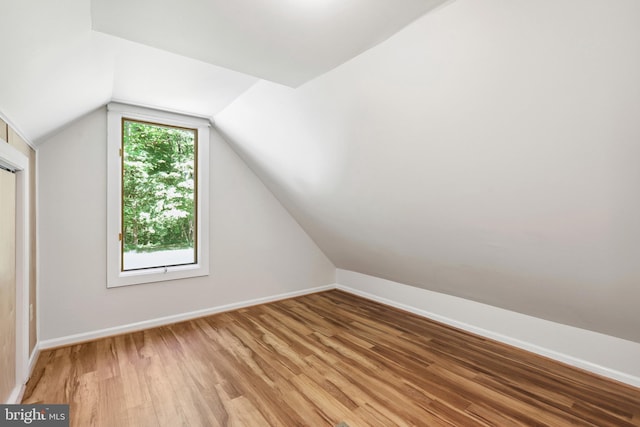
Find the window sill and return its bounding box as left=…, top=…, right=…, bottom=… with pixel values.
left=107, top=262, right=209, bottom=288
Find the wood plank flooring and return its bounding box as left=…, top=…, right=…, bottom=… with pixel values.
left=23, top=290, right=640, bottom=426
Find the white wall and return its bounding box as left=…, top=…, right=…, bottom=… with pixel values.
left=215, top=0, right=640, bottom=342
left=37, top=107, right=335, bottom=341
left=337, top=269, right=640, bottom=388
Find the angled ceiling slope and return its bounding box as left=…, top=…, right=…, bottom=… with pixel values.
left=215, top=0, right=640, bottom=343
left=2, top=0, right=448, bottom=143
left=90, top=0, right=449, bottom=87
left=0, top=0, right=258, bottom=143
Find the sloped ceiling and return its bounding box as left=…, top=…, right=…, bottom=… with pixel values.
left=215, top=0, right=640, bottom=343
left=0, top=0, right=447, bottom=143
left=90, top=0, right=448, bottom=87
left=0, top=0, right=258, bottom=143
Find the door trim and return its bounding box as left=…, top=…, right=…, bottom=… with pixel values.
left=0, top=142, right=30, bottom=398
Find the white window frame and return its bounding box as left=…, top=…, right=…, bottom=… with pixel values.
left=107, top=102, right=210, bottom=288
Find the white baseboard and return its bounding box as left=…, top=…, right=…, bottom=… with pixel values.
left=335, top=269, right=640, bottom=388
left=27, top=346, right=39, bottom=379
left=5, top=385, right=22, bottom=405
left=5, top=346, right=41, bottom=404
left=39, top=284, right=334, bottom=350
left=32, top=273, right=640, bottom=389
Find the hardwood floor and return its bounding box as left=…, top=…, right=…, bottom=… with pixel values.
left=23, top=290, right=640, bottom=426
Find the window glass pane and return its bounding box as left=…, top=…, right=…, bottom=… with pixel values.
left=122, top=119, right=197, bottom=271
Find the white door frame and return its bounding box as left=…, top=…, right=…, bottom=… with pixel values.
left=0, top=141, right=30, bottom=400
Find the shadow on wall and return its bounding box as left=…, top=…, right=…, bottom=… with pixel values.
left=341, top=255, right=640, bottom=344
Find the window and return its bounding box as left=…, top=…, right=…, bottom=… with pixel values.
left=121, top=119, right=197, bottom=270
left=107, top=103, right=209, bottom=287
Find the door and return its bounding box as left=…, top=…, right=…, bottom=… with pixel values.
left=0, top=167, right=16, bottom=402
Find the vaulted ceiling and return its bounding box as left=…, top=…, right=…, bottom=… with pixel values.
left=0, top=0, right=446, bottom=142
left=91, top=0, right=447, bottom=87
left=2, top=0, right=640, bottom=344
left=214, top=0, right=640, bottom=343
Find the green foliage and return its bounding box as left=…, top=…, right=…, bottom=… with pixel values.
left=122, top=120, right=196, bottom=253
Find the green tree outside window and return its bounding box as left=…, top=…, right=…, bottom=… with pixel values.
left=122, top=119, right=197, bottom=270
